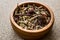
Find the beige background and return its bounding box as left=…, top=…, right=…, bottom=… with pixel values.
left=0, top=0, right=60, bottom=40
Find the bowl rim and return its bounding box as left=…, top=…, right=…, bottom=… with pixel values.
left=10, top=2, right=54, bottom=33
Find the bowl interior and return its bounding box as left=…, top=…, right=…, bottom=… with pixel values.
left=11, top=2, right=54, bottom=33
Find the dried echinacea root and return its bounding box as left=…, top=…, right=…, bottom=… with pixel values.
left=13, top=3, right=51, bottom=30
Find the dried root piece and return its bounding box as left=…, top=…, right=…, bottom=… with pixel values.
left=29, top=15, right=41, bottom=21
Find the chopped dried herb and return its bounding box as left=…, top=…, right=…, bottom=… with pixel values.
left=13, top=3, right=51, bottom=30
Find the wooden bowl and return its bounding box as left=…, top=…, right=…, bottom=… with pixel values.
left=10, top=2, right=54, bottom=39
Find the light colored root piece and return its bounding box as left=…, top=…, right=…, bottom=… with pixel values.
left=29, top=15, right=41, bottom=21
left=18, top=20, right=28, bottom=25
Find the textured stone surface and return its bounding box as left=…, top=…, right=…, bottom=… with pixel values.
left=0, top=0, right=60, bottom=40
